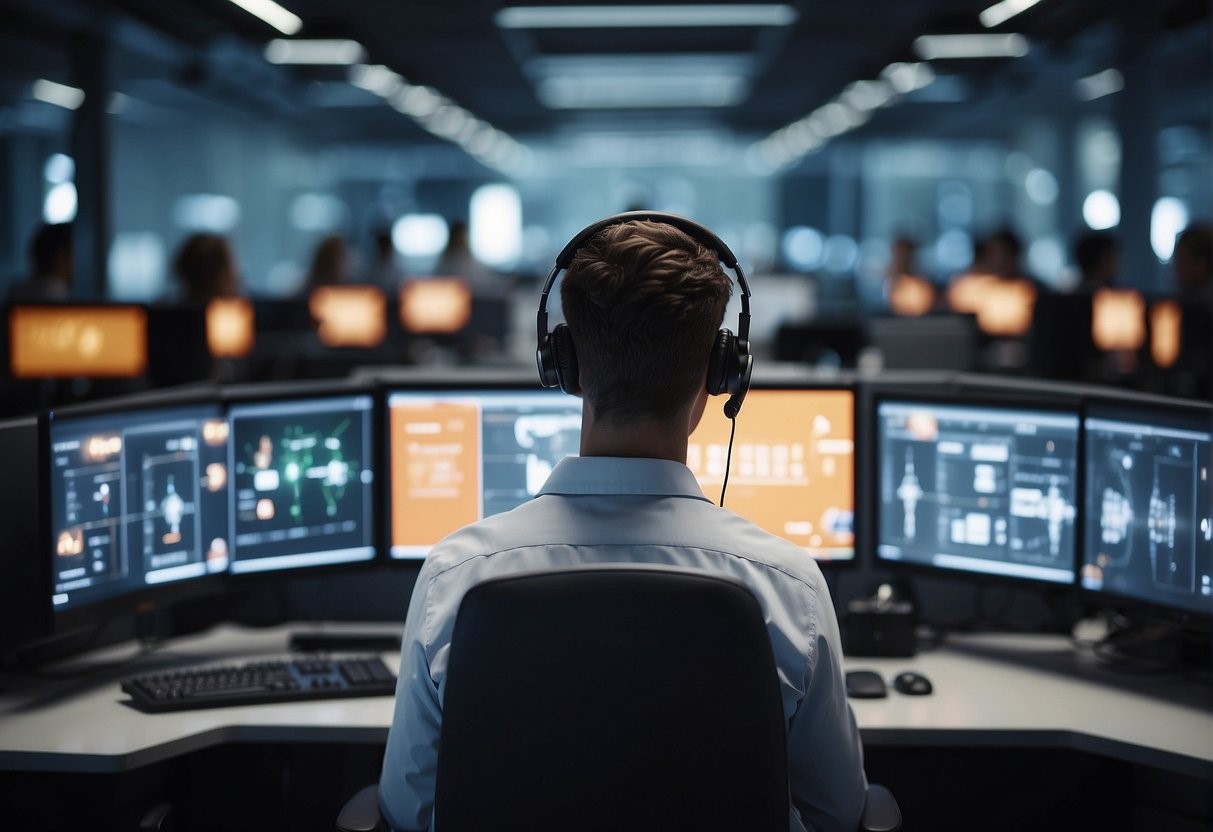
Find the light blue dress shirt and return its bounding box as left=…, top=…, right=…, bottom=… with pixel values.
left=379, top=455, right=867, bottom=832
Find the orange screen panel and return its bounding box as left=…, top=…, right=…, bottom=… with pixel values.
left=206, top=297, right=255, bottom=358
left=9, top=305, right=147, bottom=378
left=688, top=389, right=855, bottom=559
left=399, top=278, right=472, bottom=334
left=389, top=399, right=482, bottom=556
left=309, top=286, right=387, bottom=348
left=1150, top=300, right=1182, bottom=368
left=1091, top=288, right=1145, bottom=352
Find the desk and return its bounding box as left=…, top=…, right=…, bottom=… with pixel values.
left=2, top=625, right=1213, bottom=829
left=1, top=623, right=1210, bottom=781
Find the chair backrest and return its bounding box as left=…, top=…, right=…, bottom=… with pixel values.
left=434, top=564, right=789, bottom=832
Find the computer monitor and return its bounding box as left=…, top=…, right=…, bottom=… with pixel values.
left=688, top=388, right=856, bottom=561
left=308, top=286, right=387, bottom=348
left=387, top=388, right=582, bottom=559
left=48, top=403, right=230, bottom=624
left=399, top=278, right=473, bottom=334
left=9, top=304, right=148, bottom=378
left=1082, top=401, right=1213, bottom=622
left=1091, top=289, right=1146, bottom=352
left=0, top=415, right=49, bottom=652
left=227, top=394, right=376, bottom=573
left=875, top=398, right=1080, bottom=585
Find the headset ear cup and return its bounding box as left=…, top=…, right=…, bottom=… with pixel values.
left=706, top=329, right=735, bottom=395
left=551, top=324, right=581, bottom=395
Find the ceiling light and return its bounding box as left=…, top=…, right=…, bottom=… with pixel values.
left=265, top=39, right=365, bottom=64
left=538, top=75, right=747, bottom=109
left=1074, top=68, right=1124, bottom=101
left=881, top=62, right=936, bottom=93
left=225, top=0, right=302, bottom=36
left=840, top=80, right=895, bottom=112
left=32, top=79, right=85, bottom=110
left=496, top=4, right=797, bottom=29
left=979, top=0, right=1042, bottom=28
left=349, top=64, right=404, bottom=97
left=913, top=34, right=1029, bottom=59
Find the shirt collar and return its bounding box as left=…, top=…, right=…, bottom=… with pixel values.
left=538, top=456, right=713, bottom=502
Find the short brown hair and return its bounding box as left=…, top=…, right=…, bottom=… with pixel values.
left=560, top=220, right=732, bottom=425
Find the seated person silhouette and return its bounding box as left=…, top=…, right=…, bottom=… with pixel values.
left=379, top=214, right=867, bottom=832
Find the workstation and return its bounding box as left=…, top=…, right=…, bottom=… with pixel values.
left=0, top=0, right=1211, bottom=830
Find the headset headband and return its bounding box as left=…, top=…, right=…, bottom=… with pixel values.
left=536, top=211, right=751, bottom=349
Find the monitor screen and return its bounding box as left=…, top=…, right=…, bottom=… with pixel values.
left=10, top=304, right=148, bottom=378
left=1082, top=402, right=1213, bottom=618
left=876, top=399, right=1079, bottom=584
left=688, top=388, right=855, bottom=561
left=49, top=404, right=230, bottom=612
left=399, top=278, right=473, bottom=334
left=227, top=395, right=376, bottom=573
left=387, top=389, right=582, bottom=559
left=308, top=286, right=387, bottom=348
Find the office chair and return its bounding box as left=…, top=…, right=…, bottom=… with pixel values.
left=339, top=565, right=900, bottom=832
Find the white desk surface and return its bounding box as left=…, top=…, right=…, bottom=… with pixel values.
left=1, top=622, right=1210, bottom=779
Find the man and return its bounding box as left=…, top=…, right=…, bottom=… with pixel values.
left=379, top=218, right=867, bottom=832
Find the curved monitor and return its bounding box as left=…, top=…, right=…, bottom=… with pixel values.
left=875, top=398, right=1079, bottom=585
left=48, top=402, right=230, bottom=628
left=227, top=393, right=377, bottom=574
left=1081, top=400, right=1213, bottom=622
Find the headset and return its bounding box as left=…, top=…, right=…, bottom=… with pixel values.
left=535, top=211, right=753, bottom=419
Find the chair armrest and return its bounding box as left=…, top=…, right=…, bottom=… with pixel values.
left=860, top=783, right=902, bottom=832
left=336, top=784, right=387, bottom=832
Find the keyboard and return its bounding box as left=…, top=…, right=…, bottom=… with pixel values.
left=120, top=655, right=397, bottom=713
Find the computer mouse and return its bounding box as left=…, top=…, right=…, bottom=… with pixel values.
left=892, top=671, right=933, bottom=696
left=845, top=669, right=887, bottom=699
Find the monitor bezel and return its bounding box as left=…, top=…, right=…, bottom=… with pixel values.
left=221, top=380, right=383, bottom=581
left=869, top=386, right=1084, bottom=590
left=1079, top=394, right=1213, bottom=627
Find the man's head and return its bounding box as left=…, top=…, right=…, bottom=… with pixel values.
left=560, top=220, right=732, bottom=427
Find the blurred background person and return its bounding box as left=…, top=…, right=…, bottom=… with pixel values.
left=304, top=234, right=356, bottom=291
left=171, top=233, right=241, bottom=303
left=5, top=222, right=73, bottom=303
left=435, top=220, right=503, bottom=298
left=1172, top=222, right=1212, bottom=300
left=366, top=227, right=404, bottom=291
left=1072, top=231, right=1120, bottom=293
left=884, top=236, right=936, bottom=316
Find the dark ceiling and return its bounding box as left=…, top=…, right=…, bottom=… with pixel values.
left=0, top=0, right=1208, bottom=150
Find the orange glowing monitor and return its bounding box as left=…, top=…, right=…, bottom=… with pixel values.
left=387, top=388, right=583, bottom=558
left=399, top=278, right=473, bottom=334
left=308, top=286, right=387, bottom=348
left=888, top=274, right=936, bottom=317
left=1091, top=288, right=1145, bottom=352
left=1150, top=300, right=1181, bottom=368
left=9, top=305, right=147, bottom=379
left=688, top=388, right=856, bottom=560
left=205, top=297, right=255, bottom=358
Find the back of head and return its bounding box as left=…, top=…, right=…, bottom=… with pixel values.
left=29, top=222, right=73, bottom=281
left=1174, top=223, right=1213, bottom=292
left=1073, top=231, right=1119, bottom=286
left=173, top=233, right=237, bottom=303
left=560, top=220, right=731, bottom=425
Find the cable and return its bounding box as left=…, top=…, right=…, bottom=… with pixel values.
left=719, top=413, right=737, bottom=507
